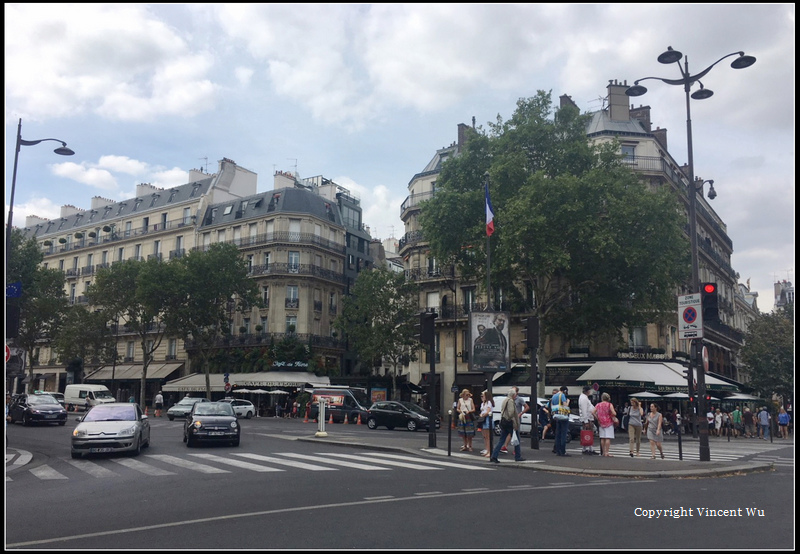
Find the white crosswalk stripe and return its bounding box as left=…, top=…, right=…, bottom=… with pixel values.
left=232, top=453, right=337, bottom=471
left=319, top=452, right=442, bottom=470
left=275, top=452, right=390, bottom=470
left=190, top=453, right=284, bottom=472
left=65, top=459, right=119, bottom=478
left=147, top=454, right=231, bottom=473
left=110, top=457, right=175, bottom=475
left=29, top=465, right=68, bottom=480
left=365, top=452, right=495, bottom=470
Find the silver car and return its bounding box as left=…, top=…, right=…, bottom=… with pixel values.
left=167, top=397, right=210, bottom=420
left=71, top=403, right=150, bottom=459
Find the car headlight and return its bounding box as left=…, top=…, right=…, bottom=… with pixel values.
left=118, top=425, right=137, bottom=437
left=73, top=428, right=87, bottom=437
left=230, top=421, right=238, bottom=429
left=192, top=420, right=203, bottom=429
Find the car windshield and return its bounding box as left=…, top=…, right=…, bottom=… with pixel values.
left=84, top=406, right=137, bottom=422
left=178, top=398, right=200, bottom=405
left=398, top=401, right=426, bottom=415
left=194, top=404, right=233, bottom=416
left=94, top=390, right=114, bottom=400
left=29, top=395, right=60, bottom=406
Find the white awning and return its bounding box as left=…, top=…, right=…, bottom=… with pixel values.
left=162, top=372, right=330, bottom=393
left=85, top=362, right=184, bottom=381
left=577, top=361, right=737, bottom=392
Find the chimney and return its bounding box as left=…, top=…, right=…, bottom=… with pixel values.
left=607, top=79, right=630, bottom=122
left=652, top=127, right=668, bottom=151
left=559, top=94, right=579, bottom=110
left=629, top=105, right=652, bottom=132
left=457, top=123, right=470, bottom=151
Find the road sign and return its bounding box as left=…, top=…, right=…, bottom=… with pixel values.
left=224, top=382, right=232, bottom=393
left=678, top=293, right=703, bottom=340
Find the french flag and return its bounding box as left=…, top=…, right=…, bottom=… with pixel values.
left=485, top=183, right=495, bottom=236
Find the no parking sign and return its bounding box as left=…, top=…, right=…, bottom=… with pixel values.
left=678, top=293, right=703, bottom=340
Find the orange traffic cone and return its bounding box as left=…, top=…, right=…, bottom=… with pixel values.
left=329, top=412, right=335, bottom=425
left=343, top=413, right=348, bottom=424
left=303, top=407, right=310, bottom=423
left=145, top=407, right=149, bottom=416
left=357, top=414, right=363, bottom=425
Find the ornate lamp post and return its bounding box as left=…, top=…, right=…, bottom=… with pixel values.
left=626, top=47, right=755, bottom=461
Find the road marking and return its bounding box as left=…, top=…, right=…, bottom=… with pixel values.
left=275, top=452, right=390, bottom=470
left=319, top=452, right=442, bottom=470
left=111, top=458, right=175, bottom=476
left=65, top=459, right=119, bottom=478
left=189, top=453, right=284, bottom=472
left=364, top=452, right=494, bottom=470
left=146, top=454, right=231, bottom=473
left=29, top=465, right=68, bottom=480
left=233, top=453, right=337, bottom=471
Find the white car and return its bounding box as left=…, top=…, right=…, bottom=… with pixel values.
left=491, top=396, right=582, bottom=439
left=219, top=398, right=256, bottom=419
left=167, top=397, right=210, bottom=420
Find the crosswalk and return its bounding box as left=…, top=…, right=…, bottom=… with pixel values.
left=572, top=441, right=793, bottom=463
left=6, top=450, right=493, bottom=482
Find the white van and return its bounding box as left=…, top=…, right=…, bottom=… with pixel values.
left=64, top=384, right=115, bottom=411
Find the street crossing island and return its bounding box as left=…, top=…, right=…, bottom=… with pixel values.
left=634, top=507, right=765, bottom=519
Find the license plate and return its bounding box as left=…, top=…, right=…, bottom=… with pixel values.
left=44, top=415, right=57, bottom=419
left=90, top=447, right=113, bottom=453
left=209, top=431, right=225, bottom=436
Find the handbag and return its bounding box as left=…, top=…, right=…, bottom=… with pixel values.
left=510, top=430, right=520, bottom=446
left=580, top=429, right=594, bottom=446
left=474, top=413, right=486, bottom=425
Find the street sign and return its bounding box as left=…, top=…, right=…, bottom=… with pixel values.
left=224, top=382, right=232, bottom=393
left=678, top=293, right=703, bottom=340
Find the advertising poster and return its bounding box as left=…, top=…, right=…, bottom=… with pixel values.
left=469, top=311, right=510, bottom=372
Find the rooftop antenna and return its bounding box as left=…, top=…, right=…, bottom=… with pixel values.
left=588, top=95, right=608, bottom=110
left=287, top=158, right=298, bottom=177
left=388, top=224, right=396, bottom=238
left=199, top=157, right=208, bottom=173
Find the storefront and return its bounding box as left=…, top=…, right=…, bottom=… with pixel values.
left=84, top=362, right=184, bottom=404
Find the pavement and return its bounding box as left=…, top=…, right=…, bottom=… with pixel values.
left=299, top=426, right=783, bottom=478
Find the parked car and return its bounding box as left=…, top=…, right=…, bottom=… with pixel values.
left=366, top=401, right=439, bottom=432
left=219, top=398, right=256, bottom=419
left=33, top=390, right=65, bottom=407
left=8, top=393, right=68, bottom=426
left=491, top=396, right=582, bottom=440
left=71, top=402, right=150, bottom=459
left=167, top=397, right=210, bottom=420
left=308, top=387, right=371, bottom=424
left=184, top=401, right=240, bottom=447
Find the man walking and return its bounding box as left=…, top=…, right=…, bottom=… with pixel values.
left=550, top=386, right=571, bottom=457
left=757, top=406, right=771, bottom=440
left=579, top=386, right=598, bottom=455
left=490, top=388, right=525, bottom=463
left=154, top=391, right=164, bottom=418
left=500, top=385, right=528, bottom=454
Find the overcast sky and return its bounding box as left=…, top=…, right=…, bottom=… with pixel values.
left=5, top=4, right=794, bottom=311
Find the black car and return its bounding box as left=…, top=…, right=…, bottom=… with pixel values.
left=8, top=393, right=68, bottom=426
left=366, top=401, right=439, bottom=432
left=183, top=401, right=240, bottom=447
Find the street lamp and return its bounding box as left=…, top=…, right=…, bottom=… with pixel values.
left=626, top=47, right=755, bottom=462
left=7, top=118, right=74, bottom=268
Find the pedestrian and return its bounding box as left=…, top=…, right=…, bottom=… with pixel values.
left=743, top=407, right=756, bottom=438
left=777, top=407, right=790, bottom=439
left=707, top=408, right=715, bottom=435
left=671, top=409, right=681, bottom=436
left=128, top=394, right=135, bottom=403
left=578, top=385, right=598, bottom=455
left=622, top=401, right=631, bottom=432
left=645, top=403, right=665, bottom=459
left=550, top=386, right=571, bottom=457
left=594, top=392, right=617, bottom=457
left=541, top=388, right=558, bottom=442
left=627, top=398, right=644, bottom=457
left=457, top=389, right=476, bottom=452
left=538, top=402, right=550, bottom=442
left=731, top=405, right=743, bottom=438
left=478, top=390, right=494, bottom=457
left=757, top=407, right=770, bottom=440
left=154, top=391, right=164, bottom=417
left=489, top=388, right=524, bottom=463
left=714, top=408, right=723, bottom=437
left=501, top=386, right=528, bottom=454
left=292, top=399, right=299, bottom=418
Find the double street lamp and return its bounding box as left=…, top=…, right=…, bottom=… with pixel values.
left=7, top=118, right=75, bottom=269
left=626, top=47, right=755, bottom=462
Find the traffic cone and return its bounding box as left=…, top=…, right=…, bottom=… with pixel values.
left=145, top=407, right=149, bottom=416
left=343, top=413, right=348, bottom=424
left=303, top=407, right=310, bottom=423
left=329, top=412, right=334, bottom=425
left=357, top=414, right=363, bottom=425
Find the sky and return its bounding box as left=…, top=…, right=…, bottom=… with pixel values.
left=5, top=4, right=795, bottom=312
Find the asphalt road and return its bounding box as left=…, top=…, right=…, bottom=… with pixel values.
left=5, top=416, right=795, bottom=549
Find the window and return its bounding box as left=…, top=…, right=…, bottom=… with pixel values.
left=289, top=219, right=301, bottom=241
left=142, top=216, right=149, bottom=231
left=288, top=251, right=300, bottom=272
left=286, top=316, right=297, bottom=333
left=266, top=220, right=274, bottom=238
left=117, top=247, right=124, bottom=262
left=69, top=283, right=76, bottom=303
left=153, top=240, right=160, bottom=256
left=622, top=144, right=636, bottom=163
left=168, top=339, right=177, bottom=359
left=264, top=252, right=271, bottom=268
left=175, top=236, right=183, bottom=252
left=286, top=285, right=299, bottom=301
left=426, top=292, right=440, bottom=312
left=427, top=257, right=439, bottom=276
left=183, top=207, right=192, bottom=225
left=249, top=223, right=258, bottom=244
left=134, top=244, right=141, bottom=260
left=217, top=229, right=226, bottom=243
left=315, top=254, right=322, bottom=267
left=223, top=205, right=233, bottom=216
left=628, top=326, right=648, bottom=352
left=101, top=251, right=108, bottom=264
left=259, top=316, right=268, bottom=333
left=246, top=254, right=254, bottom=272
left=262, top=286, right=270, bottom=305
left=243, top=318, right=250, bottom=334
left=463, top=288, right=475, bottom=312
left=233, top=226, right=241, bottom=244
left=124, top=221, right=132, bottom=237
left=126, top=341, right=135, bottom=360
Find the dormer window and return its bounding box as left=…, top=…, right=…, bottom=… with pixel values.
left=223, top=205, right=233, bottom=216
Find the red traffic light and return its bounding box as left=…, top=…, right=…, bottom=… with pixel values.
left=703, top=283, right=717, bottom=294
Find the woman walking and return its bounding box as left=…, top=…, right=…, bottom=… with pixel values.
left=778, top=407, right=790, bottom=439
left=594, top=392, right=617, bottom=457
left=478, top=391, right=494, bottom=456
left=627, top=398, right=644, bottom=457
left=646, top=403, right=665, bottom=459
left=457, top=389, right=476, bottom=452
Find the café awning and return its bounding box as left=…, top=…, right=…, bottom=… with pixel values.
left=577, top=361, right=737, bottom=393
left=85, top=362, right=184, bottom=382
left=162, top=371, right=330, bottom=393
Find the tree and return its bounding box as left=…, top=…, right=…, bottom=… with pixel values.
left=87, top=258, right=185, bottom=409
left=334, top=266, right=419, bottom=398
left=174, top=243, right=261, bottom=398
left=420, top=92, right=690, bottom=395
left=6, top=233, right=68, bottom=392
left=739, top=304, right=794, bottom=403
left=53, top=305, right=118, bottom=376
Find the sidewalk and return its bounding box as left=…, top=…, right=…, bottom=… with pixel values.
left=300, top=430, right=780, bottom=478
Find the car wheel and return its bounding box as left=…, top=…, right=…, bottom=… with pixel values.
left=22, top=414, right=32, bottom=427
left=406, top=420, right=418, bottom=432
left=231, top=438, right=240, bottom=447
left=367, top=418, right=378, bottom=430
left=245, top=411, right=253, bottom=419
left=58, top=421, right=66, bottom=426
left=565, top=432, right=572, bottom=443
left=168, top=415, right=174, bottom=421
left=186, top=434, right=195, bottom=448
left=131, top=437, right=142, bottom=457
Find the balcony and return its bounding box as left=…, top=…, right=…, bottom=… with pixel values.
left=285, top=298, right=299, bottom=309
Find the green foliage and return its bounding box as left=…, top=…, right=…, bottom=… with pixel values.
left=740, top=304, right=794, bottom=401
left=53, top=305, right=118, bottom=368
left=420, top=91, right=689, bottom=362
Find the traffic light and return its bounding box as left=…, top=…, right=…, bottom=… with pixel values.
left=521, top=317, right=539, bottom=354
left=414, top=312, right=437, bottom=345
left=700, top=282, right=719, bottom=322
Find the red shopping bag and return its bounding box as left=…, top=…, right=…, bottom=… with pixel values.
left=580, top=429, right=594, bottom=447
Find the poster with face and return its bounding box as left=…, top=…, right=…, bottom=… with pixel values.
left=469, top=311, right=510, bottom=372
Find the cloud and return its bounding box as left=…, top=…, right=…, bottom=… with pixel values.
left=50, top=162, right=118, bottom=191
